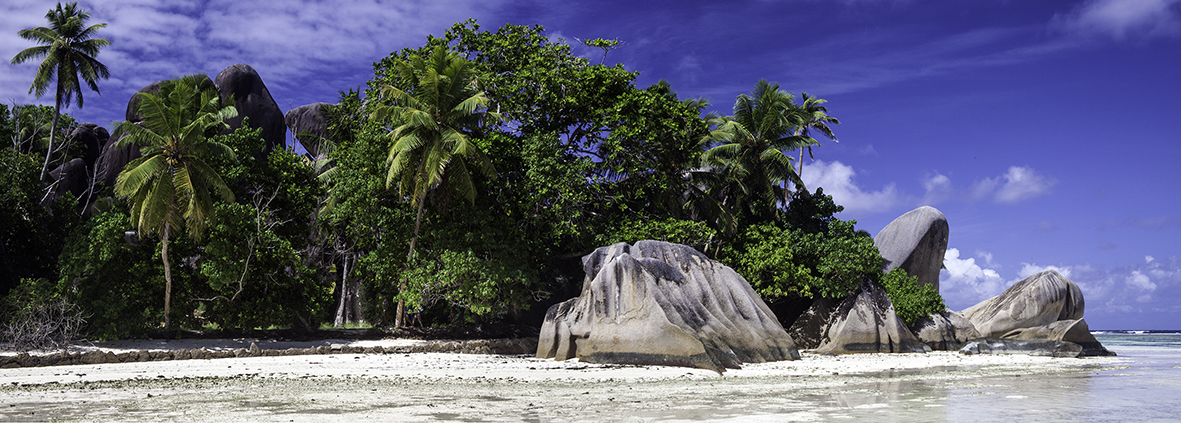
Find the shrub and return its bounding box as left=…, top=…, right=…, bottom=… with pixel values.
left=0, top=281, right=85, bottom=351
left=878, top=267, right=946, bottom=326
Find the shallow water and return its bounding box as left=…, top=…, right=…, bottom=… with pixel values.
left=0, top=333, right=1176, bottom=422
left=800, top=332, right=1181, bottom=422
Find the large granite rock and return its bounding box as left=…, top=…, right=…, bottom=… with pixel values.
left=1000, top=318, right=1115, bottom=357
left=909, top=310, right=981, bottom=351
left=215, top=64, right=285, bottom=152
left=285, top=102, right=333, bottom=157
left=96, top=132, right=140, bottom=189
left=961, top=270, right=1084, bottom=338
left=787, top=297, right=838, bottom=350
left=815, top=282, right=929, bottom=354
left=959, top=337, right=1084, bottom=357
left=536, top=241, right=800, bottom=373
left=874, top=206, right=949, bottom=291
left=43, top=158, right=88, bottom=208
left=69, top=123, right=109, bottom=170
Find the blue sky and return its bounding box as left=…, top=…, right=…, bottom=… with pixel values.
left=4, top=0, right=1179, bottom=329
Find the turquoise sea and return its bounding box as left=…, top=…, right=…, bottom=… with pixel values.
left=825, top=331, right=1181, bottom=422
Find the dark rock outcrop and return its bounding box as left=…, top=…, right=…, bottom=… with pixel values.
left=215, top=64, right=286, bottom=152
left=285, top=102, right=333, bottom=157
left=961, top=270, right=1084, bottom=338
left=787, top=297, right=838, bottom=350
left=1000, top=318, right=1115, bottom=357
left=815, top=282, right=928, bottom=354
left=536, top=241, right=800, bottom=373
left=874, top=206, right=949, bottom=291
left=909, top=310, right=981, bottom=351
left=958, top=337, right=1084, bottom=357
left=69, top=123, right=109, bottom=170
left=43, top=158, right=88, bottom=207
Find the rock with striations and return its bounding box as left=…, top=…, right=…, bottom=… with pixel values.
left=959, top=337, right=1084, bottom=357
left=285, top=102, right=333, bottom=157
left=215, top=64, right=286, bottom=152
left=815, top=282, right=929, bottom=354
left=1000, top=318, right=1115, bottom=357
left=909, top=309, right=981, bottom=351
left=786, top=297, right=839, bottom=350
left=536, top=241, right=800, bottom=373
left=961, top=270, right=1084, bottom=338
left=874, top=206, right=949, bottom=291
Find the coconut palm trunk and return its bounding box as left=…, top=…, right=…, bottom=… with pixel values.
left=161, top=223, right=172, bottom=328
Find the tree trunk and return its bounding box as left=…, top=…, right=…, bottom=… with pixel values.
left=161, top=224, right=173, bottom=329
left=396, top=196, right=427, bottom=328
left=333, top=254, right=361, bottom=327
left=39, top=105, right=60, bottom=181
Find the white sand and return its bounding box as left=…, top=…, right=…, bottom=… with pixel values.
left=0, top=341, right=1125, bottom=422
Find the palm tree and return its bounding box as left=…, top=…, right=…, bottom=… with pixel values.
left=701, top=80, right=811, bottom=222
left=371, top=46, right=499, bottom=327
left=10, top=2, right=110, bottom=181
left=793, top=93, right=839, bottom=179
left=113, top=75, right=238, bottom=328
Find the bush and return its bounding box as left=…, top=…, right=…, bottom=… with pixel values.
left=723, top=220, right=881, bottom=300
left=1, top=281, right=85, bottom=351
left=878, top=267, right=946, bottom=326
left=594, top=217, right=716, bottom=251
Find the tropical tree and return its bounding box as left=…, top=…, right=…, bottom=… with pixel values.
left=113, top=75, right=237, bottom=328
left=371, top=45, right=499, bottom=327
left=793, top=93, right=839, bottom=179
left=701, top=80, right=811, bottom=223
left=10, top=2, right=110, bottom=181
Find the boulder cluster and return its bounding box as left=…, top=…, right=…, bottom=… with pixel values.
left=538, top=206, right=1112, bottom=371
left=42, top=64, right=334, bottom=213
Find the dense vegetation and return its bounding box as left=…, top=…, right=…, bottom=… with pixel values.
left=2, top=13, right=944, bottom=342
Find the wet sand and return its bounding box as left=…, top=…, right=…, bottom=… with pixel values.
left=0, top=339, right=1123, bottom=422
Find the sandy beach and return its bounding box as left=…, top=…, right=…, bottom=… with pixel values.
left=0, top=338, right=1125, bottom=422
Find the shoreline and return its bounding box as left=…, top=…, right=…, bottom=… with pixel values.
left=0, top=348, right=1126, bottom=421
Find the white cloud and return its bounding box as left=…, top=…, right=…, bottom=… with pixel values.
left=1126, top=270, right=1157, bottom=291
left=1147, top=255, right=1156, bottom=263
left=972, top=166, right=1056, bottom=204
left=939, top=248, right=1009, bottom=309
left=1017, top=263, right=1072, bottom=279
left=799, top=160, right=900, bottom=214
left=2, top=0, right=503, bottom=121
left=921, top=173, right=952, bottom=204
left=1053, top=0, right=1181, bottom=41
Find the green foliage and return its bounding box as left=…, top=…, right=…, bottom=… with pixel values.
left=724, top=220, right=880, bottom=300
left=56, top=209, right=176, bottom=338
left=0, top=147, right=80, bottom=297
left=200, top=202, right=327, bottom=330
left=595, top=217, right=716, bottom=251
left=0, top=279, right=85, bottom=351
left=4, top=104, right=77, bottom=155
left=879, top=268, right=947, bottom=326
left=401, top=249, right=535, bottom=320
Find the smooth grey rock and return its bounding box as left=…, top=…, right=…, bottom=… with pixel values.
left=1001, top=318, right=1115, bottom=357
left=68, top=123, right=109, bottom=170
left=958, top=337, right=1083, bottom=357
left=962, top=270, right=1084, bottom=338
left=786, top=297, right=838, bottom=350
left=815, top=282, right=928, bottom=354
left=43, top=158, right=88, bottom=208
left=874, top=206, right=949, bottom=291
left=910, top=309, right=981, bottom=351
left=215, top=64, right=286, bottom=152
left=537, top=241, right=800, bottom=373
left=285, top=102, right=333, bottom=157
